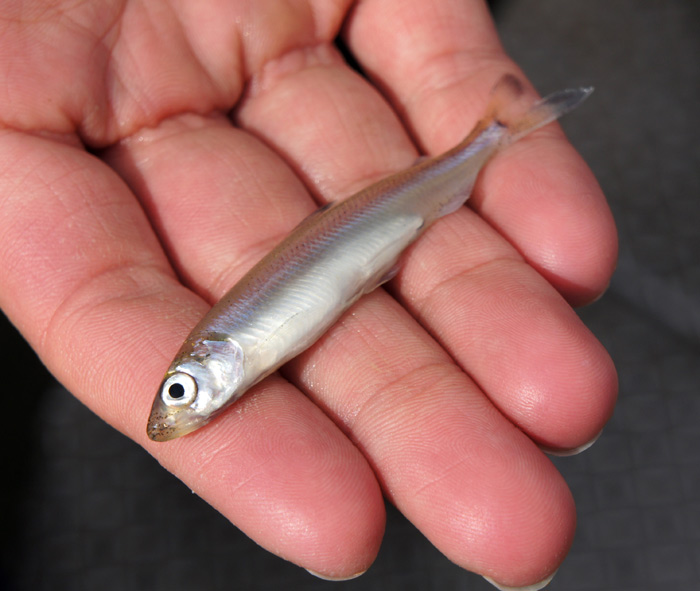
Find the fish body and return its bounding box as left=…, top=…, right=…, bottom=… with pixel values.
left=148, top=75, right=592, bottom=441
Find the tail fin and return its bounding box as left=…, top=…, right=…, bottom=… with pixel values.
left=424, top=76, right=592, bottom=222
left=487, top=74, right=593, bottom=143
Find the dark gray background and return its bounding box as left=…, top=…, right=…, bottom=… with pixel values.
left=3, top=1, right=698, bottom=589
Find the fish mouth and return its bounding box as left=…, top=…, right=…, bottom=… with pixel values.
left=146, top=413, right=180, bottom=442
left=146, top=399, right=210, bottom=442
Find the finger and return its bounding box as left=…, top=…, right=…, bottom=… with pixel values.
left=0, top=130, right=383, bottom=578
left=111, top=45, right=577, bottom=585
left=344, top=0, right=618, bottom=305
left=101, top=112, right=320, bottom=301
left=393, top=209, right=618, bottom=450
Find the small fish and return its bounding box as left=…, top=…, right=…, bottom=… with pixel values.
left=147, top=75, right=592, bottom=442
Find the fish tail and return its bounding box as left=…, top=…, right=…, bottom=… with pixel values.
left=486, top=74, right=593, bottom=143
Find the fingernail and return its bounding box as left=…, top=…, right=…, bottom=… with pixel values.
left=483, top=569, right=557, bottom=591
left=587, top=280, right=612, bottom=305
left=541, top=428, right=603, bottom=457
left=305, top=568, right=366, bottom=581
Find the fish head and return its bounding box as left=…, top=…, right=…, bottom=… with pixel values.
left=147, top=336, right=245, bottom=442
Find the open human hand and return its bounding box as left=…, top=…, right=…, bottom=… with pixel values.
left=0, top=1, right=617, bottom=588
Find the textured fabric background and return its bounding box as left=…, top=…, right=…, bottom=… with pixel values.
left=3, top=1, right=698, bottom=590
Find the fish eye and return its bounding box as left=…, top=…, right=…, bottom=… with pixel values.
left=161, top=372, right=197, bottom=407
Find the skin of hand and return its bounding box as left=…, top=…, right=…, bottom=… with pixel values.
left=0, top=0, right=617, bottom=587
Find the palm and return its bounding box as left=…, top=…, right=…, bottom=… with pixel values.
left=0, top=1, right=617, bottom=587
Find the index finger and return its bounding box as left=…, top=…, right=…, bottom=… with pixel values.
left=344, top=0, right=618, bottom=304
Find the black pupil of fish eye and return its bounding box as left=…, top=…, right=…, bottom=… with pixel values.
left=168, top=383, right=186, bottom=399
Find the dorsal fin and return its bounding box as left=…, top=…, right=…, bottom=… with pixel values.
left=289, top=201, right=335, bottom=233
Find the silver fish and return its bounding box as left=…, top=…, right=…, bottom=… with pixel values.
left=147, top=75, right=592, bottom=441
